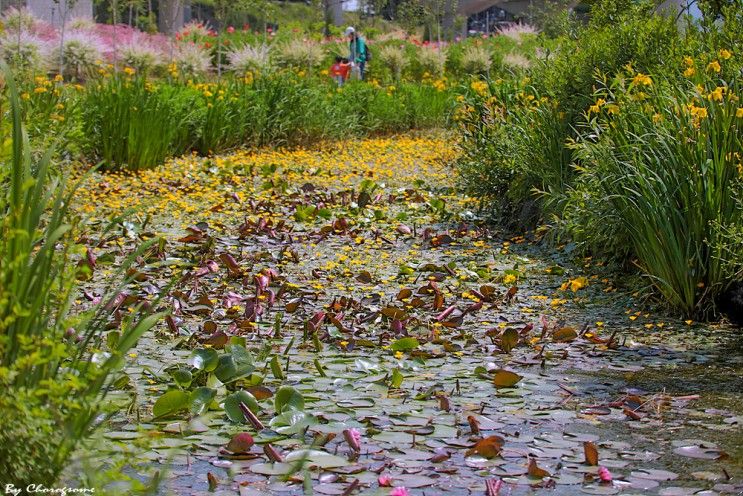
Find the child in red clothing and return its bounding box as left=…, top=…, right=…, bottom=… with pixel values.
left=330, top=56, right=351, bottom=86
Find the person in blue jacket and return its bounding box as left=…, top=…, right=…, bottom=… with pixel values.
left=345, top=26, right=368, bottom=80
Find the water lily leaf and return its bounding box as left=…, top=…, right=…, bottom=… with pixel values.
left=189, top=387, right=216, bottom=415
left=214, top=354, right=238, bottom=382
left=270, top=355, right=284, bottom=380
left=390, top=337, right=419, bottom=352
left=500, top=328, right=519, bottom=353
left=394, top=474, right=436, bottom=488
left=270, top=411, right=318, bottom=434
left=153, top=390, right=190, bottom=418
left=224, top=390, right=260, bottom=423
left=673, top=445, right=728, bottom=460
left=170, top=367, right=193, bottom=388
left=630, top=469, right=679, bottom=481
left=493, top=370, right=522, bottom=388
left=250, top=462, right=293, bottom=476
left=274, top=385, right=305, bottom=413
left=553, top=327, right=578, bottom=342
left=104, top=431, right=141, bottom=440
left=285, top=449, right=347, bottom=468
left=390, top=368, right=404, bottom=388
left=190, top=348, right=219, bottom=371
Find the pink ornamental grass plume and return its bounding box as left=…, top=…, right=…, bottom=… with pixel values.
left=390, top=488, right=409, bottom=496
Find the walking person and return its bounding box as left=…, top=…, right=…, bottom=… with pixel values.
left=329, top=56, right=351, bottom=86
left=345, top=26, right=369, bottom=80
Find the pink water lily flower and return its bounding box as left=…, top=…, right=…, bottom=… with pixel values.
left=343, top=428, right=362, bottom=451
left=378, top=474, right=392, bottom=486
left=598, top=466, right=613, bottom=483
left=390, top=487, right=409, bottom=496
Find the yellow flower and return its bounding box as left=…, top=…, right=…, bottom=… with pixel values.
left=632, top=73, right=653, bottom=86
left=683, top=56, right=694, bottom=66
left=470, top=80, right=488, bottom=96
left=503, top=273, right=517, bottom=285
left=123, top=66, right=136, bottom=75
left=632, top=72, right=653, bottom=86
left=54, top=74, right=64, bottom=82
left=689, top=105, right=708, bottom=119
left=456, top=95, right=465, bottom=103
left=652, top=113, right=662, bottom=123
left=719, top=48, right=732, bottom=60
left=707, top=60, right=721, bottom=73
left=683, top=67, right=695, bottom=77
left=560, top=276, right=588, bottom=292
left=708, top=86, right=724, bottom=102
left=394, top=351, right=404, bottom=360
left=20, top=92, right=30, bottom=100
left=736, top=108, right=743, bottom=118
left=33, top=87, right=47, bottom=94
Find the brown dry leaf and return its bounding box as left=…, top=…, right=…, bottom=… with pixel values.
left=527, top=458, right=551, bottom=479
left=465, top=435, right=505, bottom=459
left=584, top=441, right=599, bottom=466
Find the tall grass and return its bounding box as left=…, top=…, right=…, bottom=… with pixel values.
left=82, top=74, right=196, bottom=170
left=572, top=75, right=743, bottom=315
left=0, top=65, right=161, bottom=485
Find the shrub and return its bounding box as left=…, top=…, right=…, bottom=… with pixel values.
left=275, top=39, right=325, bottom=71
left=413, top=46, right=447, bottom=78
left=460, top=45, right=492, bottom=76
left=1, top=7, right=37, bottom=32
left=54, top=30, right=106, bottom=80
left=0, top=66, right=160, bottom=486
left=118, top=40, right=164, bottom=75
left=497, top=23, right=539, bottom=43
left=172, top=42, right=211, bottom=78
left=502, top=52, right=531, bottom=71
left=378, top=44, right=408, bottom=81
left=0, top=31, right=51, bottom=73
left=68, top=16, right=96, bottom=31
left=228, top=43, right=272, bottom=74
left=177, top=21, right=211, bottom=43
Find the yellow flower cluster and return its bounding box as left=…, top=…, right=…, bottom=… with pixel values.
left=470, top=80, right=488, bottom=97
left=632, top=73, right=653, bottom=86
left=687, top=104, right=708, bottom=119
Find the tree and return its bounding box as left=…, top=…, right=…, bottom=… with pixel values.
left=52, top=0, right=80, bottom=77
left=158, top=0, right=184, bottom=34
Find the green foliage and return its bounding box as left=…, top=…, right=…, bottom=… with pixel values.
left=568, top=72, right=743, bottom=315
left=0, top=65, right=161, bottom=485
left=75, top=71, right=453, bottom=169
left=454, top=0, right=743, bottom=315
left=82, top=74, right=197, bottom=170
